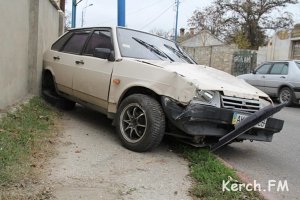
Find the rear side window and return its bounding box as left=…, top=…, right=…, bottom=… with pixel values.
left=83, top=30, right=113, bottom=56
left=62, top=31, right=91, bottom=54
left=51, top=32, right=73, bottom=51
left=256, top=64, right=272, bottom=74
left=270, top=63, right=289, bottom=75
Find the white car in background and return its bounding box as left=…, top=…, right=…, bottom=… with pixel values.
left=238, top=60, right=300, bottom=106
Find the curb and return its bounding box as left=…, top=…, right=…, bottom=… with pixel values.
left=216, top=155, right=273, bottom=200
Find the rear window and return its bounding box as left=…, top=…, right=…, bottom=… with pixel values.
left=51, top=32, right=73, bottom=51
left=270, top=63, right=288, bottom=75
left=62, top=31, right=91, bottom=54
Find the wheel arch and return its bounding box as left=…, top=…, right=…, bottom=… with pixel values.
left=42, top=68, right=59, bottom=93
left=117, top=86, right=161, bottom=109
left=278, top=84, right=294, bottom=96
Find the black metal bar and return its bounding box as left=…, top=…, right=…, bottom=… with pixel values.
left=211, top=103, right=286, bottom=152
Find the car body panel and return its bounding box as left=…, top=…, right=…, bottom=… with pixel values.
left=44, top=51, right=75, bottom=95
left=73, top=55, right=114, bottom=109
left=141, top=60, right=269, bottom=100
left=107, top=58, right=197, bottom=112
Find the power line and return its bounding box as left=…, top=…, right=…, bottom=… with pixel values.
left=127, top=0, right=166, bottom=15
left=140, top=3, right=175, bottom=30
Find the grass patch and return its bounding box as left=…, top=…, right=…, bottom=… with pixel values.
left=177, top=145, right=262, bottom=200
left=0, top=97, right=59, bottom=185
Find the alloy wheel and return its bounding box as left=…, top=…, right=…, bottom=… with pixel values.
left=120, top=103, right=147, bottom=143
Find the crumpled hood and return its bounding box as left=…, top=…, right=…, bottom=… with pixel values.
left=138, top=60, right=269, bottom=100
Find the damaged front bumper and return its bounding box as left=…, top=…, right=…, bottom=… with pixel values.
left=161, top=96, right=285, bottom=150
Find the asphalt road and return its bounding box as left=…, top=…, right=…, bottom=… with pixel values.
left=216, top=106, right=300, bottom=200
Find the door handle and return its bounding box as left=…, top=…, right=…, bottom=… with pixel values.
left=262, top=76, right=265, bottom=78
left=75, top=60, right=84, bottom=65
left=280, top=76, right=286, bottom=79
left=53, top=56, right=60, bottom=60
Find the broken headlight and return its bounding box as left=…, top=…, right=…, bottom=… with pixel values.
left=193, top=90, right=221, bottom=107
left=259, top=98, right=272, bottom=108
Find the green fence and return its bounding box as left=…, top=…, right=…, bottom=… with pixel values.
left=232, top=50, right=257, bottom=76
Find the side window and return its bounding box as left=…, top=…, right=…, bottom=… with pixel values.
left=83, top=30, right=113, bottom=56
left=62, top=30, right=91, bottom=54
left=256, top=64, right=272, bottom=74
left=270, top=63, right=289, bottom=75
left=51, top=32, right=73, bottom=51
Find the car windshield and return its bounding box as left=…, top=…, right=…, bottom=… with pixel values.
left=117, top=28, right=196, bottom=64
left=296, top=61, right=300, bottom=70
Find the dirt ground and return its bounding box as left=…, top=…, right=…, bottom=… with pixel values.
left=45, top=106, right=192, bottom=200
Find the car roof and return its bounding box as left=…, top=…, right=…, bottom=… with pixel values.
left=265, top=60, right=300, bottom=63
left=66, top=26, right=175, bottom=43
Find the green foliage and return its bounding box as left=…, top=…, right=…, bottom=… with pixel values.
left=189, top=0, right=298, bottom=49
left=0, top=97, right=58, bottom=184
left=177, top=145, right=261, bottom=200
left=231, top=31, right=251, bottom=49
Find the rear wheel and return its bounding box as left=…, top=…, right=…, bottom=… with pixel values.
left=42, top=71, right=76, bottom=110
left=116, top=94, right=165, bottom=152
left=279, top=87, right=294, bottom=106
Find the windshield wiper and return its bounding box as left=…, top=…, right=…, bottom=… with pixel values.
left=164, top=44, right=194, bottom=64
left=132, top=37, right=174, bottom=62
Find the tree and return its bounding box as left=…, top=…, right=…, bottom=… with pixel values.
left=149, top=28, right=172, bottom=39
left=189, top=0, right=298, bottom=49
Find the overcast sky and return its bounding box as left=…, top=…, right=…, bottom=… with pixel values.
left=66, top=0, right=300, bottom=34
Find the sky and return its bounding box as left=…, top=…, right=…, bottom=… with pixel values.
left=66, top=0, right=300, bottom=35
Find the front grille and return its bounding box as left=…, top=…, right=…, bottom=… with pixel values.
left=221, top=95, right=261, bottom=113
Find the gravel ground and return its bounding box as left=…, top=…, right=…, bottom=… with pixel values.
left=46, top=105, right=192, bottom=200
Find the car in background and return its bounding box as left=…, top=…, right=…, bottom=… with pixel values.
left=238, top=60, right=300, bottom=106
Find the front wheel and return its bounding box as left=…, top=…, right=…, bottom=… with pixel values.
left=279, top=87, right=294, bottom=106
left=116, top=94, right=165, bottom=152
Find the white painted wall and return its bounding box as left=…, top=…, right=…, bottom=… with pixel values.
left=0, top=0, right=63, bottom=109
left=0, top=0, right=30, bottom=109
left=257, top=33, right=291, bottom=65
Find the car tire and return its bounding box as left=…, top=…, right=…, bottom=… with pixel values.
left=279, top=87, right=294, bottom=106
left=116, top=94, right=165, bottom=152
left=42, top=72, right=76, bottom=110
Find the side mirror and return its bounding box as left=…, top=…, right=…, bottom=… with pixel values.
left=94, top=48, right=115, bottom=61
left=251, top=70, right=256, bottom=74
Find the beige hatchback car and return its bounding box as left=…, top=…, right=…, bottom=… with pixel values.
left=42, top=27, right=285, bottom=152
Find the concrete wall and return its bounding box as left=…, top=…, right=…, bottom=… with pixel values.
left=183, top=45, right=238, bottom=74
left=257, top=31, right=291, bottom=65
left=0, top=0, right=63, bottom=109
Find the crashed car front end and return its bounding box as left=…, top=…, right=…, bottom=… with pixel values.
left=161, top=90, right=285, bottom=150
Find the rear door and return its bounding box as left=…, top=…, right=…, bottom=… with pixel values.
left=72, top=29, right=114, bottom=110
left=264, top=62, right=289, bottom=97
left=47, top=29, right=91, bottom=95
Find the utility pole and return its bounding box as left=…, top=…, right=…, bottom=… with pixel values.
left=81, top=4, right=93, bottom=27
left=118, top=0, right=126, bottom=26
left=72, top=0, right=84, bottom=28
left=174, top=0, right=180, bottom=42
